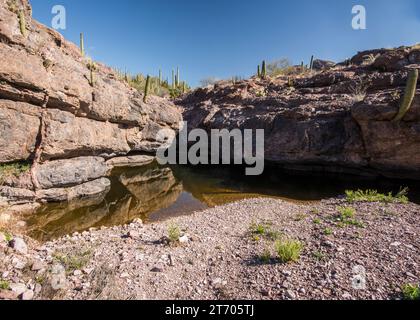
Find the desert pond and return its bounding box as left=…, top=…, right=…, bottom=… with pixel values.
left=25, top=161, right=420, bottom=241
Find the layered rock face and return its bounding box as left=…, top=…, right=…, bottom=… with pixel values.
left=179, top=47, right=420, bottom=179
left=0, top=0, right=182, bottom=204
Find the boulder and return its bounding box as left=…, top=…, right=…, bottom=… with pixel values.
left=9, top=237, right=28, bottom=255
left=36, top=178, right=111, bottom=203
left=106, top=155, right=155, bottom=169
left=0, top=101, right=40, bottom=164
left=35, top=157, right=108, bottom=189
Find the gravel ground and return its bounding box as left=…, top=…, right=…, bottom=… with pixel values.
left=0, top=197, right=419, bottom=300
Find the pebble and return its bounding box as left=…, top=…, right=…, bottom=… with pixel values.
left=73, top=270, right=83, bottom=276
left=10, top=283, right=27, bottom=296
left=286, top=290, right=296, bottom=299
left=179, top=235, right=189, bottom=244
left=21, top=290, right=34, bottom=300
left=9, top=237, right=28, bottom=255
left=12, top=257, right=26, bottom=270
left=31, top=260, right=45, bottom=271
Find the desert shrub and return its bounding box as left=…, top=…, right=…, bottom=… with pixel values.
left=345, top=188, right=409, bottom=204
left=0, top=162, right=30, bottom=185
left=275, top=239, right=303, bottom=263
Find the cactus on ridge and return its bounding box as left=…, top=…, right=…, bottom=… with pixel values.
left=144, top=75, right=151, bottom=103
left=393, top=69, right=418, bottom=122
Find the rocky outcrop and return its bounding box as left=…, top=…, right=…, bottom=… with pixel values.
left=179, top=46, right=420, bottom=179
left=0, top=0, right=182, bottom=204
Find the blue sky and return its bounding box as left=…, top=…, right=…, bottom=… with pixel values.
left=30, top=0, right=420, bottom=87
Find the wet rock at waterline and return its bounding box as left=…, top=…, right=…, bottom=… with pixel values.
left=0, top=0, right=182, bottom=206
left=35, top=157, right=108, bottom=189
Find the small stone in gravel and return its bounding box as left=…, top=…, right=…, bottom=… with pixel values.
left=179, top=235, right=189, bottom=244
left=31, top=260, right=45, bottom=271
left=9, top=237, right=28, bottom=254
left=10, top=283, right=27, bottom=296
left=127, top=230, right=140, bottom=239
left=12, top=257, right=26, bottom=270
left=82, top=267, right=94, bottom=275
left=150, top=265, right=164, bottom=273
left=322, top=240, right=334, bottom=248
left=73, top=270, right=82, bottom=276
left=0, top=290, right=18, bottom=300
left=50, top=264, right=68, bottom=290
left=21, top=290, right=34, bottom=300
left=390, top=242, right=401, bottom=247
left=286, top=290, right=296, bottom=299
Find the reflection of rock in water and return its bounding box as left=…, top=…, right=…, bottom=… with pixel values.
left=27, top=164, right=182, bottom=241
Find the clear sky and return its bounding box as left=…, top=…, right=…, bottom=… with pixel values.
left=30, top=0, right=420, bottom=87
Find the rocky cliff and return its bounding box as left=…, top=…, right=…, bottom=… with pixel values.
left=179, top=48, right=420, bottom=180
left=0, top=0, right=182, bottom=205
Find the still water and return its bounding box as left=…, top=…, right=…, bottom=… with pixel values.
left=26, top=161, right=420, bottom=241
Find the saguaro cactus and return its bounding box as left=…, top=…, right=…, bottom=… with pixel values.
left=176, top=67, right=180, bottom=87
left=257, top=65, right=261, bottom=78
left=88, top=60, right=96, bottom=87
left=18, top=10, right=26, bottom=37
left=310, top=55, right=314, bottom=71
left=159, top=69, right=162, bottom=85
left=80, top=33, right=85, bottom=56
left=144, top=75, right=151, bottom=103
left=393, top=69, right=418, bottom=122
left=261, top=60, right=267, bottom=79
left=172, top=70, right=175, bottom=89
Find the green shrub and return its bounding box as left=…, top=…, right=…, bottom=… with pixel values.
left=0, top=162, right=30, bottom=185
left=0, top=279, right=10, bottom=290
left=345, top=188, right=409, bottom=204
left=275, top=239, right=303, bottom=263
left=337, top=207, right=364, bottom=228
left=259, top=249, right=271, bottom=264
left=249, top=222, right=281, bottom=240
left=168, top=224, right=181, bottom=243
left=402, top=284, right=420, bottom=300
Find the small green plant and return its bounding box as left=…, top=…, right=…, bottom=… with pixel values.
left=80, top=32, right=85, bottom=56
left=293, top=213, right=307, bottom=222
left=4, top=231, right=13, bottom=242
left=312, top=250, right=325, bottom=261
left=337, top=207, right=364, bottom=228
left=324, top=228, right=333, bottom=236
left=393, top=69, right=418, bottom=122
left=313, top=218, right=322, bottom=225
left=338, top=206, right=355, bottom=220
left=259, top=249, right=271, bottom=264
left=53, top=249, right=92, bottom=274
left=18, top=10, right=26, bottom=37
left=249, top=222, right=281, bottom=241
left=275, top=239, right=303, bottom=263
left=345, top=188, right=409, bottom=204
left=168, top=224, right=181, bottom=243
left=0, top=279, right=10, bottom=290
left=143, top=75, right=151, bottom=103
left=0, top=162, right=30, bottom=185
left=402, top=284, right=420, bottom=300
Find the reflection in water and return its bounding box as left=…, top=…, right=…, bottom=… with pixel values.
left=26, top=162, right=420, bottom=241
